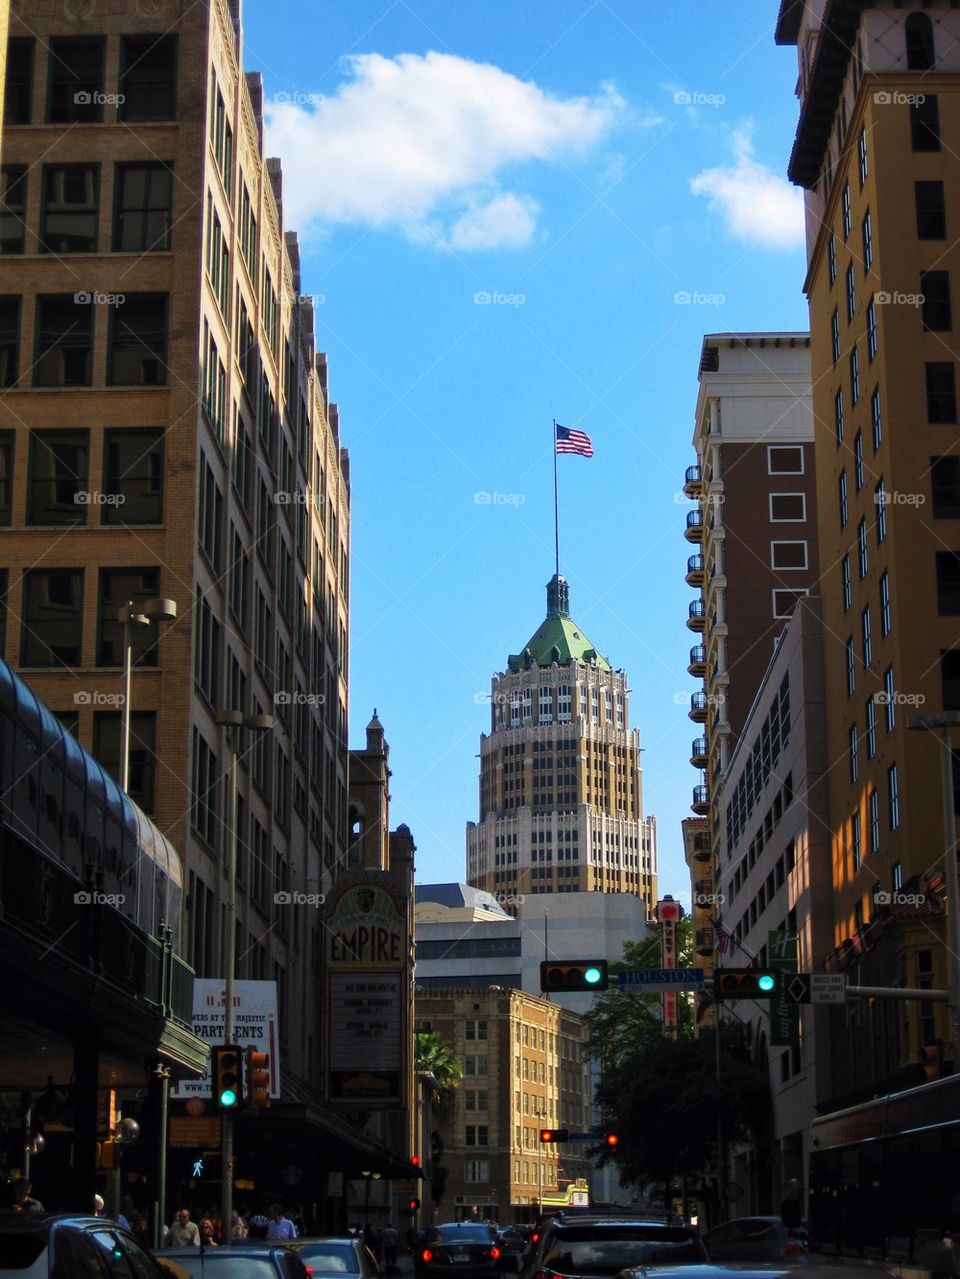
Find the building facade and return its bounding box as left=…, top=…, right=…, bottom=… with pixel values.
left=415, top=987, right=591, bottom=1223
left=777, top=0, right=955, bottom=1083
left=0, top=0, right=350, bottom=1106
left=467, top=574, right=658, bottom=909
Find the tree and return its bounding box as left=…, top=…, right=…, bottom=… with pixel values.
left=414, top=1032, right=462, bottom=1111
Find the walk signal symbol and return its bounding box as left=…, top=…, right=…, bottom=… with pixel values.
left=539, top=1129, right=569, bottom=1143
left=246, top=1048, right=270, bottom=1109
left=713, top=969, right=780, bottom=1000
left=540, top=961, right=609, bottom=992
left=213, top=1046, right=243, bottom=1109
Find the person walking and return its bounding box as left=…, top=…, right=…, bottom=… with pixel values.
left=10, top=1179, right=43, bottom=1212
left=168, top=1208, right=201, bottom=1248
left=267, top=1204, right=297, bottom=1241
left=382, top=1222, right=399, bottom=1268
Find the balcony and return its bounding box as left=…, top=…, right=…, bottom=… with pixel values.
left=687, top=600, right=706, bottom=632
left=684, top=464, right=703, bottom=497
left=690, top=736, right=708, bottom=768
left=685, top=553, right=705, bottom=587
left=689, top=692, right=709, bottom=723
left=692, top=832, right=711, bottom=863
left=684, top=509, right=704, bottom=542
left=693, top=878, right=713, bottom=903
left=688, top=644, right=706, bottom=677
left=695, top=926, right=716, bottom=956
left=692, top=783, right=710, bottom=815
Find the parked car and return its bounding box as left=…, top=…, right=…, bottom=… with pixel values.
left=526, top=1218, right=709, bottom=1279
left=159, top=1244, right=308, bottom=1279
left=0, top=1211, right=169, bottom=1279
left=497, top=1226, right=534, bottom=1256
left=417, top=1222, right=505, bottom=1279
left=285, top=1236, right=382, bottom=1278
left=700, top=1218, right=807, bottom=1263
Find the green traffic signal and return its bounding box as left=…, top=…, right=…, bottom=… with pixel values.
left=757, top=974, right=776, bottom=993
left=713, top=969, right=781, bottom=1000
left=540, top=960, right=610, bottom=992
left=213, top=1045, right=243, bottom=1110
left=583, top=966, right=604, bottom=986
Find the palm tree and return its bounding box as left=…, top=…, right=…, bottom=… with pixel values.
left=414, top=1032, right=462, bottom=1112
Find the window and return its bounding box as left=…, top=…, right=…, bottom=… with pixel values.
left=910, top=94, right=940, bottom=151
left=773, top=589, right=807, bottom=618
left=871, top=386, right=882, bottom=448
left=846, top=261, right=856, bottom=321
left=465, top=1126, right=488, bottom=1146
left=834, top=387, right=845, bottom=442
left=905, top=12, right=935, bottom=70
left=866, top=297, right=877, bottom=360
left=119, top=35, right=177, bottom=121
left=191, top=726, right=218, bottom=846
left=205, top=195, right=229, bottom=317
left=465, top=1019, right=488, bottom=1041
left=97, top=568, right=160, bottom=666
left=194, top=587, right=221, bottom=705
left=883, top=666, right=896, bottom=731
left=857, top=126, right=868, bottom=187
left=5, top=39, right=34, bottom=124
left=839, top=469, right=848, bottom=527
left=893, top=860, right=903, bottom=893
left=941, top=650, right=960, bottom=710
left=861, top=211, right=872, bottom=271
left=842, top=554, right=852, bottom=612
left=846, top=637, right=856, bottom=696
left=857, top=518, right=868, bottom=579
left=41, top=165, right=98, bottom=252
left=888, top=763, right=900, bottom=830
left=876, top=481, right=887, bottom=542
left=861, top=605, right=872, bottom=668
left=916, top=181, right=946, bottom=239
left=922, top=271, right=952, bottom=331
left=198, top=456, right=223, bottom=571
left=828, top=233, right=837, bottom=286
left=865, top=695, right=877, bottom=759
left=850, top=349, right=860, bottom=405
left=28, top=429, right=88, bottom=523
left=464, top=1161, right=489, bottom=1184
left=465, top=1090, right=488, bottom=1111
left=109, top=294, right=167, bottom=385
left=0, top=166, right=26, bottom=253
left=92, top=711, right=157, bottom=812
left=771, top=541, right=807, bottom=570
left=0, top=432, right=11, bottom=525
left=842, top=182, right=852, bottom=239
left=21, top=569, right=83, bottom=666
left=849, top=723, right=859, bottom=783
left=768, top=446, right=803, bottom=474
left=34, top=294, right=92, bottom=386
left=114, top=162, right=173, bottom=252
left=47, top=38, right=105, bottom=123
left=932, top=456, right=960, bottom=518
left=0, top=297, right=17, bottom=388
left=240, top=183, right=257, bottom=273
left=936, top=551, right=960, bottom=614
left=852, top=810, right=862, bottom=871
left=831, top=308, right=841, bottom=363
left=927, top=362, right=957, bottom=423
left=854, top=431, right=864, bottom=489
left=201, top=322, right=226, bottom=439
left=102, top=428, right=163, bottom=523
left=770, top=493, right=805, bottom=521
left=869, top=788, right=880, bottom=854
left=880, top=570, right=891, bottom=636
left=229, top=528, right=250, bottom=630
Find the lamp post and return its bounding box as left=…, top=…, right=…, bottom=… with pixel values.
left=116, top=598, right=177, bottom=793
left=217, top=709, right=274, bottom=1245
left=360, top=1170, right=382, bottom=1229
left=908, top=712, right=960, bottom=1068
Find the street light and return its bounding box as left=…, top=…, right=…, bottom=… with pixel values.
left=908, top=712, right=960, bottom=1068
left=217, top=709, right=275, bottom=1244
left=360, top=1170, right=382, bottom=1228
left=117, top=598, right=177, bottom=793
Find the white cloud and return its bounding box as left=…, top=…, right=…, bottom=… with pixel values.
left=689, top=129, right=804, bottom=250
left=264, top=51, right=622, bottom=250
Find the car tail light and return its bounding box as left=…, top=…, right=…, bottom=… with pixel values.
left=490, top=1248, right=501, bottom=1260
left=305, top=1269, right=314, bottom=1277
left=531, top=1234, right=540, bottom=1244
left=785, top=1240, right=804, bottom=1257
left=422, top=1250, right=434, bottom=1264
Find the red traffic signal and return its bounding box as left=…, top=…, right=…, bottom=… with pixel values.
left=539, top=1129, right=569, bottom=1143
left=408, top=1198, right=421, bottom=1211
left=411, top=1155, right=421, bottom=1167
left=540, top=961, right=609, bottom=992
left=605, top=1133, right=619, bottom=1148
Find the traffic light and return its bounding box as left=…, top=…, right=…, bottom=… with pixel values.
left=540, top=960, right=609, bottom=992
left=407, top=1198, right=421, bottom=1211
left=605, top=1133, right=619, bottom=1148
left=213, top=1045, right=243, bottom=1109
left=921, top=1042, right=942, bottom=1082
left=411, top=1155, right=421, bottom=1167
left=713, top=968, right=780, bottom=1000
left=539, top=1129, right=569, bottom=1143
left=246, top=1048, right=270, bottom=1109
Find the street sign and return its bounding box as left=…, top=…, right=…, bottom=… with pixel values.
left=782, top=973, right=848, bottom=1004
left=619, top=967, right=705, bottom=990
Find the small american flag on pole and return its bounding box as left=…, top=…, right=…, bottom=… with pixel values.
left=555, top=424, right=593, bottom=458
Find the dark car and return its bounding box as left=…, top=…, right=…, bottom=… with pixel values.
left=700, top=1218, right=807, bottom=1263
left=285, top=1236, right=382, bottom=1278
left=497, top=1227, right=534, bottom=1256
left=160, top=1244, right=308, bottom=1279
left=527, top=1219, right=709, bottom=1279
left=417, top=1222, right=505, bottom=1279
left=0, top=1211, right=169, bottom=1279
left=616, top=1267, right=793, bottom=1279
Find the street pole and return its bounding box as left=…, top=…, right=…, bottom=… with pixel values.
left=117, top=598, right=177, bottom=794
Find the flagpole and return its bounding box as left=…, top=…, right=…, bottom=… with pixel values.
left=552, top=419, right=560, bottom=578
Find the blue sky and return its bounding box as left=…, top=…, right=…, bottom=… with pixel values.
left=241, top=1, right=810, bottom=902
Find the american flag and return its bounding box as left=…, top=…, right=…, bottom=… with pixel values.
left=555, top=424, right=593, bottom=458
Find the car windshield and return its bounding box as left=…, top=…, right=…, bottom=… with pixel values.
left=544, top=1230, right=705, bottom=1274
left=295, top=1245, right=359, bottom=1271
left=0, top=1233, right=45, bottom=1269
left=435, top=1227, right=493, bottom=1244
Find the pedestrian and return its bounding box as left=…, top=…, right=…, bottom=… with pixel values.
left=382, top=1222, right=399, bottom=1268
left=199, top=1218, right=219, bottom=1248
left=232, top=1210, right=249, bottom=1240
left=267, top=1203, right=298, bottom=1241
left=168, top=1208, right=201, bottom=1248
left=10, top=1179, right=43, bottom=1212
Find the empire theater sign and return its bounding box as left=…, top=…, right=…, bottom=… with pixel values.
left=326, top=880, right=408, bottom=1105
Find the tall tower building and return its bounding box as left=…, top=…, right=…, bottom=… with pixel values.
left=0, top=0, right=350, bottom=1098
left=777, top=0, right=956, bottom=1087
left=467, top=574, right=657, bottom=909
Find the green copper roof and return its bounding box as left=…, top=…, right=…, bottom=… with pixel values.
left=507, top=575, right=612, bottom=672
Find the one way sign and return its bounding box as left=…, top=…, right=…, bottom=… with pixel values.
left=782, top=974, right=847, bottom=1004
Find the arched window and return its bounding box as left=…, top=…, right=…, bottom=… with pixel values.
left=905, top=13, right=935, bottom=70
